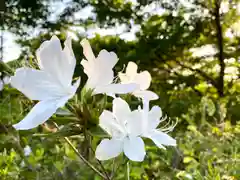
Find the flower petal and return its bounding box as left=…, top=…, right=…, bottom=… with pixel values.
left=37, top=36, right=75, bottom=86
left=133, top=90, right=159, bottom=101
left=147, top=130, right=176, bottom=149
left=97, top=50, right=118, bottom=69
left=113, top=97, right=131, bottom=119
left=80, top=38, right=96, bottom=63
left=126, top=61, right=138, bottom=77
left=13, top=100, right=59, bottom=130
left=99, top=110, right=125, bottom=138
left=10, top=67, right=64, bottom=101
left=86, top=69, right=113, bottom=90
left=123, top=136, right=146, bottom=162
left=134, top=71, right=152, bottom=90
left=36, top=36, right=62, bottom=79
left=148, top=106, right=162, bottom=129
left=95, top=138, right=123, bottom=160
left=81, top=49, right=115, bottom=90
left=93, top=83, right=139, bottom=95
left=127, top=110, right=144, bottom=136
left=62, top=37, right=77, bottom=86
left=119, top=61, right=137, bottom=83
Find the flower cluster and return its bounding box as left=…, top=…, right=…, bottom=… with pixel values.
left=10, top=36, right=176, bottom=162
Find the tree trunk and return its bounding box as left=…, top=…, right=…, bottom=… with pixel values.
left=214, top=0, right=225, bottom=97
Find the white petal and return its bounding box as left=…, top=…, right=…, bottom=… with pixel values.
left=94, top=83, right=139, bottom=95
left=95, top=139, right=123, bottom=160
left=81, top=59, right=94, bottom=78
left=134, top=71, right=152, bottom=90
left=113, top=98, right=131, bottom=121
left=126, top=61, right=138, bottom=77
left=123, top=136, right=146, bottom=162
left=82, top=55, right=114, bottom=90
left=37, top=36, right=61, bottom=73
left=50, top=79, right=79, bottom=108
left=86, top=69, right=113, bottom=90
left=70, top=78, right=81, bottom=95
left=97, top=50, right=118, bottom=69
left=62, top=37, right=77, bottom=86
left=80, top=38, right=95, bottom=63
left=10, top=68, right=64, bottom=101
left=119, top=62, right=137, bottom=84
left=37, top=36, right=74, bottom=86
left=148, top=106, right=162, bottom=129
left=99, top=110, right=125, bottom=138
left=133, top=90, right=159, bottom=101
left=127, top=110, right=143, bottom=136
left=13, top=100, right=59, bottom=130
left=147, top=130, right=176, bottom=149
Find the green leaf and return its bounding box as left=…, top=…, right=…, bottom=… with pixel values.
left=88, top=126, right=109, bottom=138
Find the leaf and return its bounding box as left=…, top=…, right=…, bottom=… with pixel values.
left=201, top=97, right=216, bottom=116
left=56, top=108, right=73, bottom=116
left=88, top=126, right=109, bottom=138
left=183, top=156, right=195, bottom=163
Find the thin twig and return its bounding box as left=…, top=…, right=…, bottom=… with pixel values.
left=127, top=162, right=130, bottom=180
left=53, top=122, right=107, bottom=179
left=111, top=157, right=129, bottom=179
left=110, top=159, right=115, bottom=178
left=86, top=131, right=111, bottom=180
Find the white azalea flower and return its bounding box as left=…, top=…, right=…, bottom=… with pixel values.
left=23, top=145, right=32, bottom=156
left=0, top=79, right=3, bottom=91
left=140, top=101, right=177, bottom=149
left=80, top=39, right=138, bottom=96
left=11, top=36, right=80, bottom=130
left=96, top=98, right=146, bottom=162
left=3, top=76, right=10, bottom=84
left=119, top=61, right=158, bottom=101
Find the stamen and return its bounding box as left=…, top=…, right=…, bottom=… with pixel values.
left=158, top=118, right=178, bottom=133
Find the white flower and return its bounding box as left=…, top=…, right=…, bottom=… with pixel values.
left=119, top=61, right=158, bottom=101
left=11, top=36, right=80, bottom=130
left=140, top=101, right=176, bottom=149
left=0, top=79, right=3, bottom=91
left=23, top=145, right=32, bottom=156
left=95, top=98, right=146, bottom=162
left=3, top=76, right=10, bottom=84
left=80, top=39, right=138, bottom=96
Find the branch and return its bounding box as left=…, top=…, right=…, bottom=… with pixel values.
left=164, top=62, right=202, bottom=96
left=173, top=60, right=218, bottom=89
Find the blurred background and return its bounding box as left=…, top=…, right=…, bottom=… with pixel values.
left=0, top=0, right=240, bottom=179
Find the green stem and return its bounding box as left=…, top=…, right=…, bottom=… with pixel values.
left=127, top=161, right=130, bottom=180
left=88, top=141, right=111, bottom=180
left=53, top=122, right=107, bottom=179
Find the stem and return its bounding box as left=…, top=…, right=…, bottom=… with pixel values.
left=127, top=161, right=130, bottom=180
left=111, top=158, right=129, bottom=179
left=53, top=122, right=107, bottom=179
left=88, top=143, right=111, bottom=180
left=142, top=100, right=149, bottom=133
